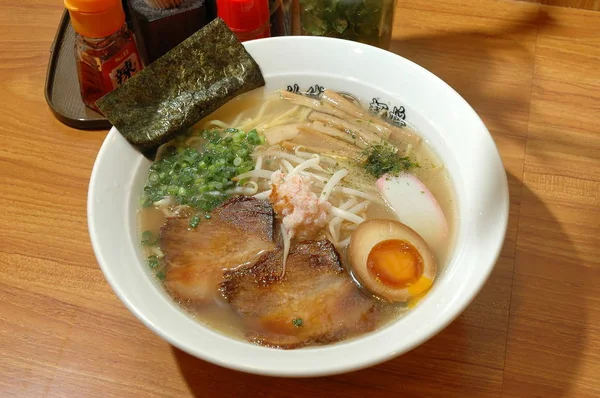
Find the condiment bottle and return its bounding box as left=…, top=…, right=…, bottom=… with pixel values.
left=217, top=0, right=271, bottom=42
left=65, top=0, right=143, bottom=113
left=299, top=0, right=396, bottom=49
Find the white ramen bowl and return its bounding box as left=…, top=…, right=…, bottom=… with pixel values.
left=88, top=36, right=509, bottom=377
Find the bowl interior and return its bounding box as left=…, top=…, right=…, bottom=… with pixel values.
left=88, top=36, right=509, bottom=377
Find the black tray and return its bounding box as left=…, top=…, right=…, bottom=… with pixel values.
left=45, top=10, right=111, bottom=130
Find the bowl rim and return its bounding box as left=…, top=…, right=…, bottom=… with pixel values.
left=88, top=35, right=509, bottom=377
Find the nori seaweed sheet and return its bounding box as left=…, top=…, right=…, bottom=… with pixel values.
left=96, top=18, right=265, bottom=156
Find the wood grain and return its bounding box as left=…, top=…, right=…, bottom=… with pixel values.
left=502, top=6, right=600, bottom=396
left=517, top=0, right=600, bottom=11
left=0, top=0, right=599, bottom=397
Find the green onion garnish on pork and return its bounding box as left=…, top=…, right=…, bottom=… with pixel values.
left=147, top=255, right=159, bottom=269
left=141, top=230, right=158, bottom=246
left=188, top=215, right=201, bottom=229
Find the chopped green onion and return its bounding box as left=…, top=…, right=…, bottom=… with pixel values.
left=247, top=129, right=261, bottom=145
left=233, top=131, right=245, bottom=142
left=189, top=215, right=200, bottom=228
left=141, top=231, right=158, bottom=246
left=292, top=318, right=303, bottom=327
left=148, top=255, right=159, bottom=268
left=148, top=172, right=159, bottom=184
left=141, top=128, right=265, bottom=222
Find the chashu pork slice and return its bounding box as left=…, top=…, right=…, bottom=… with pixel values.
left=160, top=197, right=277, bottom=302
left=220, top=240, right=377, bottom=349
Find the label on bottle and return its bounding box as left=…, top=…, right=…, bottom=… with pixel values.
left=101, top=40, right=143, bottom=91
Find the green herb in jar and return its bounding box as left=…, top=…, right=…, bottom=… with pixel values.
left=299, top=0, right=396, bottom=48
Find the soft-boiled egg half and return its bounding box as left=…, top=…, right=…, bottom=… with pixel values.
left=347, top=219, right=437, bottom=302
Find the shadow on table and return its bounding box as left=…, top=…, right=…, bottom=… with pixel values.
left=499, top=172, right=588, bottom=397
left=389, top=9, right=552, bottom=143
left=171, top=317, right=497, bottom=398
left=171, top=11, right=586, bottom=398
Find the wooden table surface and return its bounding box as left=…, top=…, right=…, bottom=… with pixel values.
left=1, top=0, right=599, bottom=397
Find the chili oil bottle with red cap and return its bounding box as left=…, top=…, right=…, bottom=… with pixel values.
left=65, top=0, right=143, bottom=113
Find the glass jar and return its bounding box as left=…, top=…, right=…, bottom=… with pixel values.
left=65, top=0, right=142, bottom=113
left=299, top=0, right=396, bottom=49
left=75, top=25, right=142, bottom=112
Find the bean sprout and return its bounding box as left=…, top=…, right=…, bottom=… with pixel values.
left=330, top=206, right=365, bottom=224
left=288, top=157, right=321, bottom=177
left=328, top=198, right=357, bottom=244
left=294, top=146, right=337, bottom=165
left=227, top=181, right=259, bottom=195
left=259, top=150, right=308, bottom=165
left=233, top=169, right=274, bottom=181
left=153, top=196, right=175, bottom=207
left=346, top=200, right=370, bottom=215
left=302, top=172, right=328, bottom=183
left=251, top=155, right=263, bottom=184
left=280, top=159, right=294, bottom=173
left=331, top=186, right=380, bottom=202
left=320, top=169, right=349, bottom=201
left=338, top=237, right=351, bottom=247
left=253, top=189, right=271, bottom=200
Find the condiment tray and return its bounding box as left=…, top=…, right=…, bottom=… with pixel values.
left=45, top=9, right=112, bottom=130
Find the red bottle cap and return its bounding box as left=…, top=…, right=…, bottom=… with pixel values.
left=217, top=0, right=271, bottom=41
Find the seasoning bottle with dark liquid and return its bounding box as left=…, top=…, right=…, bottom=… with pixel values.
left=65, top=0, right=143, bottom=113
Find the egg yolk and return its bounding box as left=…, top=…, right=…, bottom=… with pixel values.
left=367, top=239, right=424, bottom=288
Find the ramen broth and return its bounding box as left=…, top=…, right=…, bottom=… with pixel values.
left=139, top=88, right=456, bottom=345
